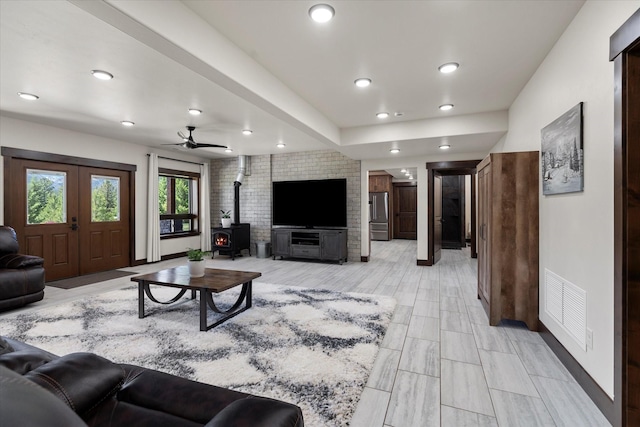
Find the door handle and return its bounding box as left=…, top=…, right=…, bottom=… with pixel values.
left=71, top=223, right=78, bottom=231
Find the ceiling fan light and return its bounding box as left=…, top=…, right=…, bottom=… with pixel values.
left=120, top=120, right=135, bottom=127
left=17, top=92, right=39, bottom=100
left=188, top=108, right=202, bottom=115
left=91, top=70, right=113, bottom=80
left=309, top=4, right=335, bottom=23
left=225, top=148, right=233, bottom=153
left=438, top=62, right=459, bottom=74
left=354, top=78, right=371, bottom=88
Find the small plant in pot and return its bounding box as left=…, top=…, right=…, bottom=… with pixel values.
left=221, top=210, right=232, bottom=228
left=186, top=248, right=211, bottom=278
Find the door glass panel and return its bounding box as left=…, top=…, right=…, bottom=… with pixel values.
left=26, top=169, right=67, bottom=224
left=91, top=175, right=120, bottom=222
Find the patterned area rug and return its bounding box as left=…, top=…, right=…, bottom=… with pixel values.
left=0, top=282, right=396, bottom=426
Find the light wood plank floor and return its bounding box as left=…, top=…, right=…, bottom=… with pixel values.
left=4, top=240, right=610, bottom=426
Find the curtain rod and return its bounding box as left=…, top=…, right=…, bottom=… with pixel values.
left=147, top=154, right=206, bottom=166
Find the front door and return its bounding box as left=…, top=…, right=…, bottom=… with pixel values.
left=9, top=159, right=130, bottom=281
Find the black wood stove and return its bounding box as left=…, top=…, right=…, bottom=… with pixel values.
left=211, top=223, right=250, bottom=260
left=212, top=164, right=251, bottom=260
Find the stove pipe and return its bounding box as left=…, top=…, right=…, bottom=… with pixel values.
left=233, top=156, right=250, bottom=225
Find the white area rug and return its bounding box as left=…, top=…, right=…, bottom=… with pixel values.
left=0, top=282, right=396, bottom=426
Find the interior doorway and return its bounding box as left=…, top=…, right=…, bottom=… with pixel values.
left=426, top=160, right=481, bottom=265
left=611, top=11, right=640, bottom=426
left=2, top=148, right=136, bottom=282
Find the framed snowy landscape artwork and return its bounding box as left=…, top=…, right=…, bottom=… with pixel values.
left=541, top=102, right=584, bottom=195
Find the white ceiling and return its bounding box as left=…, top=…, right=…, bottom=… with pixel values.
left=0, top=0, right=585, bottom=178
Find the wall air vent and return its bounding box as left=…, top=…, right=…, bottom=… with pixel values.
left=544, top=269, right=587, bottom=351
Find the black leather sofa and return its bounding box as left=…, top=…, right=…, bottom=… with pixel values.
left=0, top=225, right=45, bottom=311
left=0, top=336, right=304, bottom=427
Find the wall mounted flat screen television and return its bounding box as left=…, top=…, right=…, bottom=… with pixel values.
left=272, top=178, right=347, bottom=228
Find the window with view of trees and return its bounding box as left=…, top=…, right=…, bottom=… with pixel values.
left=26, top=169, right=67, bottom=224
left=91, top=175, right=120, bottom=222
left=159, top=168, right=199, bottom=237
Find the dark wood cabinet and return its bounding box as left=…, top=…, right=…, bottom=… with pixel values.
left=369, top=173, right=392, bottom=193
left=271, top=228, right=347, bottom=264
left=477, top=151, right=539, bottom=331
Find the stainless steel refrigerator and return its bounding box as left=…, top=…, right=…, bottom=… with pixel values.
left=369, top=192, right=389, bottom=241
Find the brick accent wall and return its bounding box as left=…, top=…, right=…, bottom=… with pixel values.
left=210, top=150, right=361, bottom=261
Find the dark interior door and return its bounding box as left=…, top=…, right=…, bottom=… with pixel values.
left=442, top=175, right=465, bottom=249
left=433, top=174, right=442, bottom=264
left=393, top=184, right=417, bottom=240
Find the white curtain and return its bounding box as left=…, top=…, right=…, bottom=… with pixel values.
left=200, top=162, right=211, bottom=251
left=146, top=153, right=161, bottom=262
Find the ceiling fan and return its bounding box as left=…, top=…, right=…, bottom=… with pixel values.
left=164, top=126, right=227, bottom=149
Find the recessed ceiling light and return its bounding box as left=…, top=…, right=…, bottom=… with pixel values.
left=377, top=112, right=390, bottom=119
left=409, top=175, right=414, bottom=180
left=17, top=92, right=39, bottom=100
left=242, top=129, right=253, bottom=136
left=225, top=148, right=233, bottom=153
left=394, top=112, right=404, bottom=117
left=91, top=70, right=113, bottom=80
left=438, top=62, right=459, bottom=74
left=390, top=148, right=400, bottom=154
left=277, top=142, right=286, bottom=148
left=120, top=121, right=135, bottom=127
left=309, top=4, right=335, bottom=23
left=439, top=144, right=451, bottom=150
left=354, top=78, right=371, bottom=88
left=439, top=104, right=454, bottom=111
left=400, top=168, right=407, bottom=173
left=405, top=172, right=410, bottom=176
left=188, top=108, right=202, bottom=116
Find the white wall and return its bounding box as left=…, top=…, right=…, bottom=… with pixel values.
left=491, top=0, right=639, bottom=398
left=0, top=115, right=206, bottom=261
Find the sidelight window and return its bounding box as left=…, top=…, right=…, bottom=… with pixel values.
left=26, top=169, right=66, bottom=224
left=159, top=168, right=199, bottom=237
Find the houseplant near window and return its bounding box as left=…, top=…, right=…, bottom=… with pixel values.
left=221, top=210, right=232, bottom=228
left=186, top=248, right=210, bottom=278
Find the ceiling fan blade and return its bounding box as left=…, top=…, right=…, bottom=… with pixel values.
left=162, top=142, right=187, bottom=146
left=193, top=143, right=228, bottom=149
left=177, top=131, right=188, bottom=141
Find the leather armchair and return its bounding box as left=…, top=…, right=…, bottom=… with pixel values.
left=0, top=226, right=45, bottom=311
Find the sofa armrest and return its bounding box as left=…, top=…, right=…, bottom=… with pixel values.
left=25, top=353, right=125, bottom=416
left=0, top=366, right=87, bottom=427
left=205, top=396, right=304, bottom=427
left=0, top=253, right=44, bottom=269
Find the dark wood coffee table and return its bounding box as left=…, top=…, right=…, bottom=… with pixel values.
left=131, top=266, right=261, bottom=331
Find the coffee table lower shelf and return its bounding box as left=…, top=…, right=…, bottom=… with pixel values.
left=131, top=266, right=261, bottom=331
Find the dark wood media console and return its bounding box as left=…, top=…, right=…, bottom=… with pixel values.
left=271, top=228, right=347, bottom=264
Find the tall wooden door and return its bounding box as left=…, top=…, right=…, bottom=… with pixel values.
left=393, top=184, right=417, bottom=240
left=433, top=174, right=443, bottom=264
left=9, top=160, right=130, bottom=281
left=11, top=159, right=80, bottom=281
left=78, top=167, right=130, bottom=276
